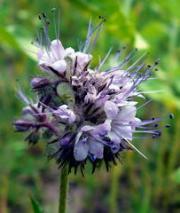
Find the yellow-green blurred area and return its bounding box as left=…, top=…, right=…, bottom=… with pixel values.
left=0, top=0, right=179, bottom=212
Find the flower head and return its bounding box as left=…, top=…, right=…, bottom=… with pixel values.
left=14, top=12, right=172, bottom=174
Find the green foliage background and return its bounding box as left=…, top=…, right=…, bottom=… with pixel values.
left=0, top=0, right=179, bottom=212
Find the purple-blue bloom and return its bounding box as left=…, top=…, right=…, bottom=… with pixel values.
left=14, top=13, right=171, bottom=173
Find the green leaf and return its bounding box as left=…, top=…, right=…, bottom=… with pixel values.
left=30, top=196, right=44, bottom=213
left=0, top=26, right=37, bottom=60
left=0, top=27, right=21, bottom=50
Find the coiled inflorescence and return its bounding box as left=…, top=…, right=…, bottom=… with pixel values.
left=14, top=12, right=171, bottom=174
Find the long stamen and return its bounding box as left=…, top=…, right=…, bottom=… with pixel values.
left=97, top=48, right=112, bottom=71
left=83, top=17, right=106, bottom=53
left=125, top=139, right=148, bottom=159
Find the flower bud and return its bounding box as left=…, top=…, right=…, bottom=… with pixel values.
left=31, top=77, right=50, bottom=89
left=14, top=120, right=32, bottom=132
left=54, top=105, right=76, bottom=124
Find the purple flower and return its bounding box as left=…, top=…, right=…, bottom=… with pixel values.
left=38, top=39, right=74, bottom=73
left=74, top=122, right=110, bottom=161
left=70, top=52, right=92, bottom=73
left=53, top=105, right=76, bottom=124
left=14, top=13, right=171, bottom=174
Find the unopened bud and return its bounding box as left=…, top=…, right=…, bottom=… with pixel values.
left=13, top=120, right=32, bottom=132
left=31, top=77, right=50, bottom=89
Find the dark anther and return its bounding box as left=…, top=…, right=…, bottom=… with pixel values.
left=154, top=60, right=159, bottom=65
left=147, top=65, right=151, bottom=68
left=152, top=131, right=161, bottom=138
left=42, top=12, right=46, bottom=18
left=169, top=113, right=174, bottom=119
left=165, top=124, right=171, bottom=128
left=155, top=130, right=161, bottom=137
left=38, top=15, right=41, bottom=20
left=152, top=117, right=155, bottom=120
left=154, top=124, right=158, bottom=128
left=155, top=68, right=158, bottom=71
left=99, top=15, right=106, bottom=22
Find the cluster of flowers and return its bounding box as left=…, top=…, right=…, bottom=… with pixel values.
left=14, top=13, right=168, bottom=174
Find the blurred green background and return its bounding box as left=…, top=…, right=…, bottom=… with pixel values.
left=0, top=0, right=179, bottom=212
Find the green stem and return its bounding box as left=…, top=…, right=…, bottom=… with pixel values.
left=59, top=166, right=68, bottom=213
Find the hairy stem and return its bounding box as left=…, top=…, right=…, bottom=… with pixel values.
left=59, top=166, right=68, bottom=213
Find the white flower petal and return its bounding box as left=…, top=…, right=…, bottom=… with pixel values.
left=64, top=47, right=75, bottom=57
left=37, top=49, right=44, bottom=61
left=51, top=60, right=66, bottom=73
left=117, top=106, right=136, bottom=121
left=50, top=39, right=65, bottom=59
left=75, top=52, right=92, bottom=70
left=114, top=126, right=132, bottom=140
left=68, top=112, right=76, bottom=124
left=81, top=125, right=95, bottom=132
left=92, top=122, right=111, bottom=138
left=108, top=131, right=120, bottom=143
left=89, top=140, right=104, bottom=159
left=104, top=101, right=118, bottom=119
left=74, top=139, right=89, bottom=161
